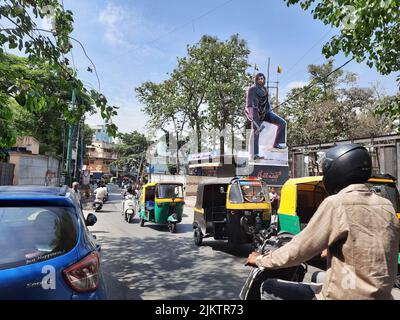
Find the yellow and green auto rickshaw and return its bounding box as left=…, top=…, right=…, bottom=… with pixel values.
left=138, top=182, right=184, bottom=233
left=277, top=174, right=400, bottom=287
left=193, top=177, right=272, bottom=246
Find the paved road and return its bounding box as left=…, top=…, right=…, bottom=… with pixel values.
left=84, top=185, right=400, bottom=300
left=85, top=185, right=253, bottom=300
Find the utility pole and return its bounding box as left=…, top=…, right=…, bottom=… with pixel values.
left=73, top=119, right=80, bottom=181
left=267, top=63, right=282, bottom=113
left=269, top=81, right=280, bottom=112
left=79, top=118, right=85, bottom=181
left=148, top=152, right=152, bottom=183
left=65, top=88, right=77, bottom=187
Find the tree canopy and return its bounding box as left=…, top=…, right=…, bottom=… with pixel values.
left=280, top=60, right=395, bottom=146
left=113, top=131, right=149, bottom=176
left=136, top=34, right=251, bottom=165
left=0, top=1, right=118, bottom=149
left=283, top=0, right=400, bottom=122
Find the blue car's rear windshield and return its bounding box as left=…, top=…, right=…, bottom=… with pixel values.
left=0, top=207, right=78, bottom=270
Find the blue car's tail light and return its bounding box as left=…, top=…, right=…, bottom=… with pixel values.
left=63, top=252, right=100, bottom=293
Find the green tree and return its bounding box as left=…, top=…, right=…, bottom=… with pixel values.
left=283, top=0, right=400, bottom=120
left=113, top=131, right=149, bottom=176
left=0, top=53, right=106, bottom=154
left=0, top=1, right=118, bottom=147
left=202, top=34, right=251, bottom=163
left=83, top=124, right=95, bottom=148
left=342, top=87, right=395, bottom=137
left=172, top=36, right=219, bottom=153
left=281, top=60, right=394, bottom=146
left=136, top=79, right=187, bottom=170
left=0, top=96, right=15, bottom=148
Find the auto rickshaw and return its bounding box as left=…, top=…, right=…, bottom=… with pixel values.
left=193, top=177, right=272, bottom=246
left=138, top=182, right=184, bottom=233
left=277, top=174, right=400, bottom=287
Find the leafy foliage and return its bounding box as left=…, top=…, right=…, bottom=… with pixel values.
left=283, top=0, right=400, bottom=121
left=136, top=34, right=251, bottom=164
left=0, top=1, right=118, bottom=148
left=113, top=131, right=149, bottom=175
left=280, top=60, right=396, bottom=146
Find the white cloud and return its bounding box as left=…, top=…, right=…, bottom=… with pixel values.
left=96, top=1, right=172, bottom=62
left=286, top=81, right=308, bottom=90
left=98, top=2, right=128, bottom=46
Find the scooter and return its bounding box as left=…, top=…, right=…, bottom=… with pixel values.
left=239, top=222, right=307, bottom=300
left=92, top=199, right=103, bottom=212
left=122, top=194, right=136, bottom=223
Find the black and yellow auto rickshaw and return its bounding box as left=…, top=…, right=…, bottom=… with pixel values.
left=277, top=173, right=400, bottom=287
left=193, top=177, right=271, bottom=246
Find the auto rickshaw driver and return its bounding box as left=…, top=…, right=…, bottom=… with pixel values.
left=240, top=182, right=266, bottom=203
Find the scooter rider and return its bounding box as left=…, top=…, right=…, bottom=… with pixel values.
left=94, top=183, right=107, bottom=205
left=246, top=144, right=400, bottom=300
left=122, top=185, right=134, bottom=215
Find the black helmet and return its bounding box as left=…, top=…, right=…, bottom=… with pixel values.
left=321, top=144, right=372, bottom=195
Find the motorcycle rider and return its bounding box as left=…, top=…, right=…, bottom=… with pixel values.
left=93, top=183, right=107, bottom=208
left=246, top=144, right=400, bottom=300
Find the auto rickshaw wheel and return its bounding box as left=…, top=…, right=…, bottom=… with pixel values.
left=194, top=228, right=203, bottom=246
left=140, top=218, right=145, bottom=227
left=168, top=222, right=177, bottom=233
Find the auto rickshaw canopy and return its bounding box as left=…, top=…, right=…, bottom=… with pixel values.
left=278, top=174, right=400, bottom=235
left=194, top=177, right=271, bottom=212
left=141, top=182, right=184, bottom=204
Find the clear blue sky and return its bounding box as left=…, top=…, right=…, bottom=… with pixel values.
left=61, top=0, right=399, bottom=133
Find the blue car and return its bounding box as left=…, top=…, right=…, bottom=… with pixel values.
left=0, top=185, right=107, bottom=300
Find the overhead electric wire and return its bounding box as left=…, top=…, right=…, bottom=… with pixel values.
left=272, top=57, right=355, bottom=111
left=99, top=0, right=236, bottom=64
left=59, top=0, right=77, bottom=76
left=280, top=29, right=333, bottom=81
left=1, top=0, right=101, bottom=91
left=28, top=27, right=101, bottom=91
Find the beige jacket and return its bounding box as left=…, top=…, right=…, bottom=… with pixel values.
left=255, top=184, right=400, bottom=300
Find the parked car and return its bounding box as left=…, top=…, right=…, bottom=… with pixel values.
left=0, top=185, right=107, bottom=300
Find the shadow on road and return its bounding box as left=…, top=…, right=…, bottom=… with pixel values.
left=96, top=210, right=118, bottom=214
left=97, top=234, right=249, bottom=300
left=140, top=223, right=193, bottom=234
left=201, top=240, right=253, bottom=258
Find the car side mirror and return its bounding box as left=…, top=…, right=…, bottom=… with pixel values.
left=86, top=213, right=97, bottom=226
left=220, top=187, right=225, bottom=194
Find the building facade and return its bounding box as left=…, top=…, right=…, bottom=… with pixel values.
left=85, top=125, right=118, bottom=179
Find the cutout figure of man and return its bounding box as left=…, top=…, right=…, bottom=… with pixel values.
left=246, top=73, right=287, bottom=160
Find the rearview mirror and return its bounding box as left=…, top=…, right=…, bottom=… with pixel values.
left=220, top=187, right=225, bottom=193
left=86, top=213, right=97, bottom=226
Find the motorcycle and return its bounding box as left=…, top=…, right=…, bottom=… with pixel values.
left=92, top=199, right=103, bottom=212
left=122, top=194, right=137, bottom=223
left=239, top=222, right=307, bottom=300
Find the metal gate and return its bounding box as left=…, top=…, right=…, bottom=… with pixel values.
left=0, top=163, right=15, bottom=185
